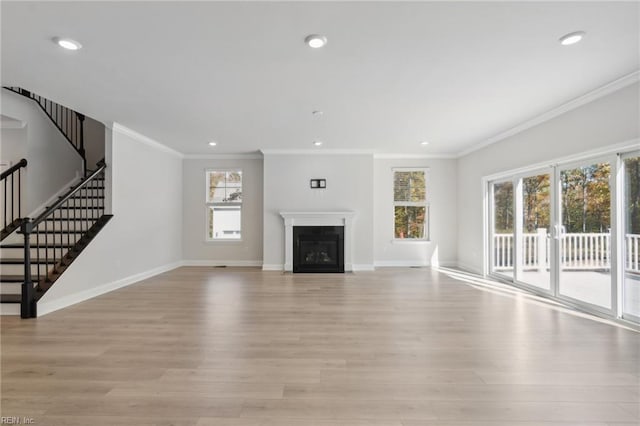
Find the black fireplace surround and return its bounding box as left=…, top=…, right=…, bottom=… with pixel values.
left=293, top=226, right=345, bottom=273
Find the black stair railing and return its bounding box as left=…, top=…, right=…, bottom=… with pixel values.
left=1, top=158, right=28, bottom=241
left=20, top=160, right=108, bottom=318
left=3, top=87, right=86, bottom=170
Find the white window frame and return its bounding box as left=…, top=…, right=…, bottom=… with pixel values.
left=392, top=167, right=430, bottom=241
left=205, top=169, right=243, bottom=242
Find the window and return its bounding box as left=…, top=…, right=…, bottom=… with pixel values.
left=206, top=170, right=242, bottom=240
left=393, top=168, right=428, bottom=240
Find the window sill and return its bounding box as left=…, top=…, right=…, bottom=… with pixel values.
left=204, top=239, right=244, bottom=244
left=391, top=239, right=431, bottom=244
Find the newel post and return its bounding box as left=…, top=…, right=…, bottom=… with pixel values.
left=20, top=219, right=36, bottom=318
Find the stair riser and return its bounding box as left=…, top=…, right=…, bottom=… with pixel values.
left=65, top=183, right=104, bottom=193
left=3, top=233, right=83, bottom=246
left=0, top=283, right=22, bottom=295
left=2, top=221, right=103, bottom=244
left=43, top=205, right=105, bottom=213
left=1, top=264, right=54, bottom=276
left=0, top=304, right=20, bottom=315
left=38, top=221, right=97, bottom=231
left=36, top=211, right=105, bottom=221
left=1, top=216, right=104, bottom=241
left=69, top=187, right=105, bottom=194
left=58, top=194, right=104, bottom=206
left=1, top=247, right=75, bottom=258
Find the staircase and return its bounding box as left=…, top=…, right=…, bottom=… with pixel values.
left=4, top=86, right=87, bottom=171
left=0, top=88, right=112, bottom=318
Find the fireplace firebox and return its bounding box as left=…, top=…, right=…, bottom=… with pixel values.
left=293, top=226, right=344, bottom=273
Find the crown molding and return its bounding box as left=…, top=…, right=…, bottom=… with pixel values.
left=110, top=123, right=184, bottom=158
left=457, top=70, right=640, bottom=158
left=374, top=153, right=457, bottom=160
left=260, top=149, right=374, bottom=156
left=183, top=153, right=263, bottom=160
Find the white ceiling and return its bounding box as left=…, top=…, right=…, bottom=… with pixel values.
left=1, top=1, right=638, bottom=156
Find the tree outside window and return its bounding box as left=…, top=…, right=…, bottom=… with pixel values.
left=393, top=169, right=428, bottom=240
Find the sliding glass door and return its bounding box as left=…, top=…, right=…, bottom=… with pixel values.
left=486, top=153, right=640, bottom=321
left=558, top=161, right=613, bottom=310
left=490, top=181, right=514, bottom=280
left=622, top=153, right=640, bottom=322
left=517, top=172, right=552, bottom=291
left=489, top=171, right=552, bottom=291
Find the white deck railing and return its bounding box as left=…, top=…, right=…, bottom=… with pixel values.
left=494, top=231, right=640, bottom=273
left=628, top=234, right=640, bottom=272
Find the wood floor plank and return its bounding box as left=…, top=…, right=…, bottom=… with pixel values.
left=1, top=266, right=638, bottom=424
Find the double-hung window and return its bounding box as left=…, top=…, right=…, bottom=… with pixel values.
left=393, top=168, right=429, bottom=240
left=206, top=170, right=242, bottom=240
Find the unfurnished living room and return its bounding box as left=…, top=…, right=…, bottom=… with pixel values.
left=1, top=1, right=639, bottom=425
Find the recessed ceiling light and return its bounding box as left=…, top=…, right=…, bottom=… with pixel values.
left=559, top=31, right=585, bottom=46
left=420, top=141, right=430, bottom=146
left=305, top=34, right=327, bottom=49
left=208, top=141, right=217, bottom=146
left=53, top=37, right=82, bottom=50
left=312, top=110, right=323, bottom=117
left=313, top=140, right=323, bottom=146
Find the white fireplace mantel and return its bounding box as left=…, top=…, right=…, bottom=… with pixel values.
left=280, top=211, right=356, bottom=272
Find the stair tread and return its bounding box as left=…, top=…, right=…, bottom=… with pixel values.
left=1, top=243, right=74, bottom=249
left=0, top=294, right=21, bottom=303
left=66, top=196, right=104, bottom=199
left=44, top=217, right=104, bottom=221
left=51, top=207, right=104, bottom=210
left=70, top=185, right=104, bottom=189
left=31, top=230, right=85, bottom=234
left=0, top=275, right=24, bottom=282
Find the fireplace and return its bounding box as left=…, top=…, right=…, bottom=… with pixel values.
left=280, top=211, right=355, bottom=272
left=293, top=226, right=344, bottom=273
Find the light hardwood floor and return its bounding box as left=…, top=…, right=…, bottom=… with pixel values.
left=1, top=267, right=639, bottom=425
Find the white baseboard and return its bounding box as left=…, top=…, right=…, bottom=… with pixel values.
left=182, top=260, right=262, bottom=267
left=374, top=260, right=430, bottom=268
left=261, top=264, right=374, bottom=272
left=452, top=261, right=483, bottom=276
left=352, top=264, right=375, bottom=271
left=37, top=261, right=183, bottom=317
left=372, top=260, right=458, bottom=269
left=262, top=264, right=283, bottom=271
left=27, top=172, right=82, bottom=218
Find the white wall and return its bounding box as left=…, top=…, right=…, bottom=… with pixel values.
left=182, top=157, right=263, bottom=265
left=263, top=153, right=374, bottom=270
left=1, top=90, right=84, bottom=214
left=457, top=83, right=640, bottom=274
left=38, top=124, right=183, bottom=315
left=373, top=157, right=457, bottom=267
left=1, top=127, right=26, bottom=166
left=0, top=126, right=27, bottom=222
